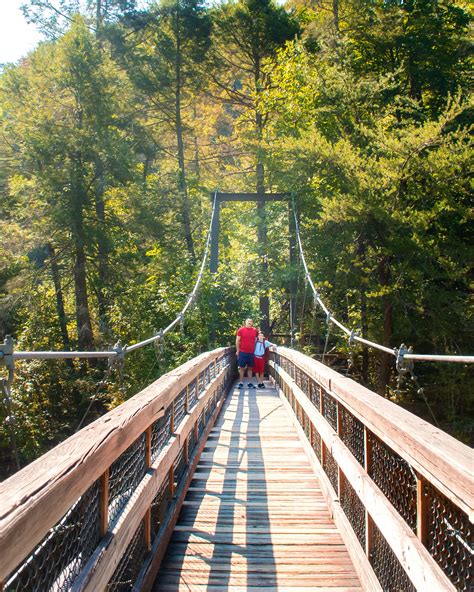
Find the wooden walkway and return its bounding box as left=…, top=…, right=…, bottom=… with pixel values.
left=153, top=383, right=362, bottom=591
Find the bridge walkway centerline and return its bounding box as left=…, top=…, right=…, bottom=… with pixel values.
left=152, top=381, right=362, bottom=591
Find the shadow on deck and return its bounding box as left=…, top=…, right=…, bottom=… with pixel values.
left=153, top=383, right=362, bottom=591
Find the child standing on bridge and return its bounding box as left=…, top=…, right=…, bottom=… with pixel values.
left=254, top=331, right=276, bottom=389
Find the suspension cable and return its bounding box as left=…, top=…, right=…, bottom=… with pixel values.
left=0, top=192, right=219, bottom=368
left=291, top=198, right=474, bottom=364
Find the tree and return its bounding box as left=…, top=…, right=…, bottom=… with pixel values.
left=119, top=0, right=212, bottom=261
left=1, top=17, right=136, bottom=349
left=261, top=37, right=472, bottom=401
left=211, top=0, right=300, bottom=332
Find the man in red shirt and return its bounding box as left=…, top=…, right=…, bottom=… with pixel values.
left=236, top=318, right=258, bottom=389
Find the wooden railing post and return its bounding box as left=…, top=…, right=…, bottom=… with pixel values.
left=169, top=466, right=175, bottom=498
left=144, top=425, right=152, bottom=550
left=416, top=474, right=429, bottom=546
left=364, top=427, right=373, bottom=558
left=100, top=469, right=109, bottom=538
left=337, top=402, right=343, bottom=498
left=185, top=384, right=189, bottom=414
left=320, top=389, right=325, bottom=467
left=170, top=399, right=175, bottom=435
left=145, top=426, right=152, bottom=469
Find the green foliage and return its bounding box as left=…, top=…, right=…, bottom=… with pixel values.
left=0, top=0, right=472, bottom=476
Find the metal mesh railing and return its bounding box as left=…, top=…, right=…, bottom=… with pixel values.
left=174, top=388, right=187, bottom=428
left=109, top=433, right=147, bottom=527
left=322, top=391, right=338, bottom=430
left=368, top=432, right=417, bottom=531
left=268, top=349, right=471, bottom=592
left=107, top=522, right=148, bottom=592
left=2, top=350, right=234, bottom=592
left=322, top=445, right=339, bottom=494
left=151, top=406, right=172, bottom=462
left=425, top=482, right=473, bottom=591
left=4, top=480, right=101, bottom=592
left=150, top=474, right=172, bottom=541
left=310, top=379, right=321, bottom=409
left=187, top=426, right=197, bottom=456
left=188, top=378, right=198, bottom=409
left=340, top=472, right=366, bottom=549
left=339, top=405, right=365, bottom=466
left=369, top=522, right=416, bottom=592
left=310, top=423, right=322, bottom=462
left=174, top=445, right=187, bottom=487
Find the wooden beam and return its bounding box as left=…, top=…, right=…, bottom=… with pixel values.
left=216, top=192, right=288, bottom=202
left=274, top=377, right=382, bottom=592
left=99, top=470, right=109, bottom=538
left=417, top=474, right=429, bottom=546
left=275, top=347, right=473, bottom=516
left=209, top=197, right=220, bottom=273
left=270, top=360, right=457, bottom=592
left=0, top=347, right=233, bottom=584
left=72, top=363, right=232, bottom=592
left=138, top=375, right=229, bottom=592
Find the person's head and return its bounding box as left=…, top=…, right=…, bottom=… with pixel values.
left=258, top=331, right=265, bottom=341
left=245, top=318, right=254, bottom=328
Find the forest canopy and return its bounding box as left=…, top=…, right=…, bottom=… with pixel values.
left=0, top=0, right=472, bottom=476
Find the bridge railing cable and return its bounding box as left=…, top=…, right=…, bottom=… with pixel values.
left=292, top=198, right=474, bottom=364
left=0, top=192, right=219, bottom=376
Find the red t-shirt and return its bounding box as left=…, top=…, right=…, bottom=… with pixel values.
left=237, top=327, right=258, bottom=353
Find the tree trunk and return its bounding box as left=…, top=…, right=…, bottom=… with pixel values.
left=356, top=236, right=369, bottom=384
left=256, top=110, right=270, bottom=335
left=175, top=13, right=195, bottom=261
left=192, top=104, right=200, bottom=180
left=360, top=287, right=369, bottom=385
left=94, top=157, right=109, bottom=333
left=71, top=150, right=94, bottom=351
left=333, top=0, right=339, bottom=32
left=73, top=220, right=94, bottom=351
left=288, top=203, right=298, bottom=344
left=377, top=257, right=393, bottom=395
left=47, top=243, right=71, bottom=356
left=407, top=53, right=422, bottom=102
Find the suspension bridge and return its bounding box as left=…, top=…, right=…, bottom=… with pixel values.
left=0, top=193, right=472, bottom=591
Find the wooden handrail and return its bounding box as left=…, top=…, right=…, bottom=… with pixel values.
left=0, top=347, right=234, bottom=588
left=276, top=347, right=472, bottom=516
left=269, top=347, right=472, bottom=592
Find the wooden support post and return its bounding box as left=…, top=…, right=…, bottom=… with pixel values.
left=185, top=384, right=189, bottom=414
left=337, top=402, right=343, bottom=498
left=320, top=390, right=325, bottom=464
left=169, top=466, right=175, bottom=498
left=170, top=399, right=175, bottom=435
left=366, top=514, right=375, bottom=562
left=144, top=508, right=151, bottom=551
left=364, top=427, right=373, bottom=557
left=417, top=474, right=429, bottom=546
left=184, top=436, right=189, bottom=465
left=210, top=195, right=220, bottom=274
left=145, top=426, right=152, bottom=469
left=100, top=469, right=109, bottom=537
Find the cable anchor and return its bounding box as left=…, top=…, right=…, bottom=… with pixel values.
left=154, top=329, right=165, bottom=361
left=395, top=343, right=415, bottom=389
left=0, top=336, right=20, bottom=468
left=0, top=335, right=15, bottom=382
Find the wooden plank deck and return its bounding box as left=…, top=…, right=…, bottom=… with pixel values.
left=153, top=383, right=362, bottom=591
